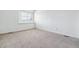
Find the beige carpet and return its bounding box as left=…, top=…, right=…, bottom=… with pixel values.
left=0, top=29, right=79, bottom=48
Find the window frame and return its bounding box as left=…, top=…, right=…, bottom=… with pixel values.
left=18, top=11, right=34, bottom=24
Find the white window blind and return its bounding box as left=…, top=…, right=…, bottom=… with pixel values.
left=18, top=11, right=34, bottom=23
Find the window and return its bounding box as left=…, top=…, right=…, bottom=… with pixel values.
left=18, top=11, right=34, bottom=23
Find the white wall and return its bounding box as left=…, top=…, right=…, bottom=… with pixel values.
left=74, top=11, right=79, bottom=38
left=0, top=10, right=35, bottom=34
left=35, top=10, right=79, bottom=38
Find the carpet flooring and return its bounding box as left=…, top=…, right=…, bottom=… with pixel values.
left=0, top=29, right=79, bottom=48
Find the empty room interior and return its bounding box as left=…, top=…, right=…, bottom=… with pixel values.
left=0, top=10, right=79, bottom=48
